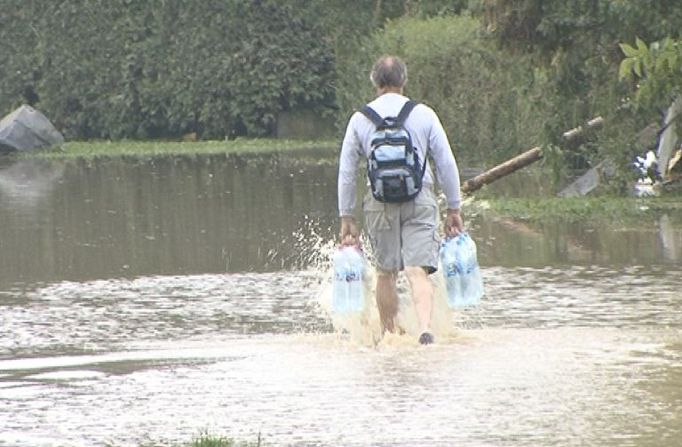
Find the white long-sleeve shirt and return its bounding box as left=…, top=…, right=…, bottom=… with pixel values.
left=338, top=93, right=461, bottom=216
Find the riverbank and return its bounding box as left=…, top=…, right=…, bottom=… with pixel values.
left=15, top=139, right=337, bottom=160
left=470, top=196, right=682, bottom=227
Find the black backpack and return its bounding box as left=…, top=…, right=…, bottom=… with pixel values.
left=360, top=100, right=426, bottom=203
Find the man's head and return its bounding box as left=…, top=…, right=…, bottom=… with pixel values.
left=370, top=55, right=407, bottom=92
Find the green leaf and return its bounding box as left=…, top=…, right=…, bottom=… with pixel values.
left=620, top=43, right=638, bottom=58
left=618, top=58, right=634, bottom=80
left=636, top=37, right=648, bottom=52
left=633, top=59, right=643, bottom=78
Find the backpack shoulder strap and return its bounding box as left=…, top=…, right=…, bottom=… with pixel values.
left=396, top=100, right=418, bottom=126
left=359, top=105, right=384, bottom=127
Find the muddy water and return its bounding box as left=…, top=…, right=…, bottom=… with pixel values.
left=0, top=155, right=680, bottom=447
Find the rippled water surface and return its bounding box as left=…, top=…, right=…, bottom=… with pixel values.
left=0, top=155, right=681, bottom=447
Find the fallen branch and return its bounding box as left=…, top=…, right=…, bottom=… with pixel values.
left=461, top=117, right=604, bottom=194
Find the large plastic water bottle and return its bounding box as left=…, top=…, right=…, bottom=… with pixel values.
left=440, top=233, right=484, bottom=308
left=332, top=246, right=366, bottom=314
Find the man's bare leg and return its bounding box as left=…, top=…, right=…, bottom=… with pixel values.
left=375, top=270, right=398, bottom=333
left=405, top=266, right=434, bottom=342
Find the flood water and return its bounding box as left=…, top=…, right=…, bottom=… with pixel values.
left=0, top=153, right=681, bottom=447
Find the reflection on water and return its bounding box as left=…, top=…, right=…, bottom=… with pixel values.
left=0, top=154, right=681, bottom=446
left=0, top=159, right=65, bottom=211
left=0, top=156, right=680, bottom=288
left=474, top=214, right=682, bottom=267
left=0, top=154, right=338, bottom=286
left=660, top=214, right=681, bottom=262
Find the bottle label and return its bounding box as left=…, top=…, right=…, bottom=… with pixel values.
left=331, top=247, right=366, bottom=314
left=335, top=270, right=362, bottom=282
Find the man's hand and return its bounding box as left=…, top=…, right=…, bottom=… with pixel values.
left=340, top=216, right=360, bottom=247
left=444, top=208, right=464, bottom=237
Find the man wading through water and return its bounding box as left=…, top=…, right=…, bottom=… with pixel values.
left=337, top=55, right=464, bottom=345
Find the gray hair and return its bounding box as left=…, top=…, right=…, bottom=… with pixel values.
left=370, top=56, right=408, bottom=89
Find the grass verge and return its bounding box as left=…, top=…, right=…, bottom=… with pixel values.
left=136, top=433, right=262, bottom=447
left=470, top=196, right=682, bottom=226
left=188, top=433, right=260, bottom=447
left=18, top=139, right=337, bottom=160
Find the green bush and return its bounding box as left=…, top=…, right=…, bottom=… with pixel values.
left=0, top=0, right=335, bottom=140
left=335, top=15, right=546, bottom=164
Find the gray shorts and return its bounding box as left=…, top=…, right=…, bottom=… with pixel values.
left=362, top=187, right=440, bottom=273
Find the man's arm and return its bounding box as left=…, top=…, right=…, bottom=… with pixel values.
left=338, top=114, right=362, bottom=246
left=428, top=110, right=464, bottom=236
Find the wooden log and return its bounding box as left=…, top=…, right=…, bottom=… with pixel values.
left=561, top=116, right=604, bottom=142
left=462, top=146, right=541, bottom=194
left=461, top=116, right=604, bottom=194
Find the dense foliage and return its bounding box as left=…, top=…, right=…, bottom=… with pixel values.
left=2, top=0, right=681, bottom=193
left=478, top=0, right=682, bottom=190
left=336, top=15, right=545, bottom=164
left=620, top=37, right=682, bottom=107
left=0, top=0, right=334, bottom=139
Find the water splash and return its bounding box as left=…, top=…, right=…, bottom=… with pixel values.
left=309, top=231, right=465, bottom=347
